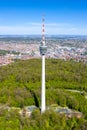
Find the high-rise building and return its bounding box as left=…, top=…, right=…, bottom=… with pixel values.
left=40, top=18, right=47, bottom=113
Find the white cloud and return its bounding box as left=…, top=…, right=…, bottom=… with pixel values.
left=0, top=25, right=41, bottom=34
left=0, top=22, right=87, bottom=35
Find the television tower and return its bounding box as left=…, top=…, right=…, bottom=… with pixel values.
left=40, top=17, right=47, bottom=113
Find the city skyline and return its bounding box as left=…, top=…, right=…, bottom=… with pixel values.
left=0, top=0, right=87, bottom=35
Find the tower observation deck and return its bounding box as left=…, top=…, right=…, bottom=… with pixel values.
left=40, top=44, right=47, bottom=55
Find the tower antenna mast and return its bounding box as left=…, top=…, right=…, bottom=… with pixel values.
left=42, top=17, right=45, bottom=45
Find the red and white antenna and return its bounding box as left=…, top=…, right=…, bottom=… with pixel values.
left=42, top=17, right=45, bottom=45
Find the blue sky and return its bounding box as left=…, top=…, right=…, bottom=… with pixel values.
left=0, top=0, right=87, bottom=35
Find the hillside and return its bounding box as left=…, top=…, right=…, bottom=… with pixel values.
left=0, top=59, right=87, bottom=129
left=0, top=59, right=87, bottom=109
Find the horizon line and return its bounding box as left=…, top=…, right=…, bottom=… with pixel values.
left=0, top=34, right=87, bottom=36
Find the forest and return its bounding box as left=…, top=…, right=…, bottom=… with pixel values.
left=0, top=58, right=87, bottom=129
